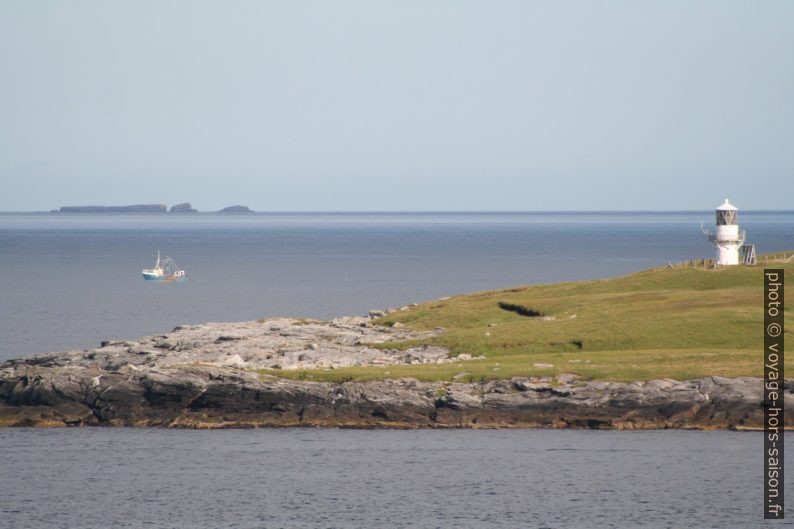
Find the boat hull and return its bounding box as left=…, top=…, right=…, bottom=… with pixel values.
left=142, top=273, right=187, bottom=282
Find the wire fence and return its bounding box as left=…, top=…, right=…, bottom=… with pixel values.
left=760, top=251, right=794, bottom=264
left=668, top=250, right=793, bottom=270
left=667, top=258, right=716, bottom=269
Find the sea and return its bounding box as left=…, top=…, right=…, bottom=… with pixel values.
left=1, top=211, right=793, bottom=528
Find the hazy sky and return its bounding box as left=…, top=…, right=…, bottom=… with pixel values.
left=1, top=1, right=792, bottom=211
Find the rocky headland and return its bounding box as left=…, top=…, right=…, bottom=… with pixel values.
left=0, top=315, right=786, bottom=429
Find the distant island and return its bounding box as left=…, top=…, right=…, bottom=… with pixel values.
left=170, top=202, right=198, bottom=213
left=59, top=204, right=167, bottom=213
left=217, top=205, right=254, bottom=213
left=57, top=203, right=254, bottom=213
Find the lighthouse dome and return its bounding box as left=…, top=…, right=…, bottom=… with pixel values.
left=716, top=199, right=738, bottom=211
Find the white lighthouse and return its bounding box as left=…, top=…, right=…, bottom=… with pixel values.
left=704, top=199, right=746, bottom=266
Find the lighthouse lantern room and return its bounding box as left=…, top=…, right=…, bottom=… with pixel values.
left=703, top=199, right=746, bottom=266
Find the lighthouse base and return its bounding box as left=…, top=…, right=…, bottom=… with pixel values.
left=716, top=244, right=740, bottom=266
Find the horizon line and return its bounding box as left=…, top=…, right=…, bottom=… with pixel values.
left=2, top=209, right=794, bottom=215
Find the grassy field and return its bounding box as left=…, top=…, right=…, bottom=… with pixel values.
left=259, top=258, right=793, bottom=383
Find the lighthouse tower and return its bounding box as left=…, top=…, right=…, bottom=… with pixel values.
left=705, top=199, right=746, bottom=266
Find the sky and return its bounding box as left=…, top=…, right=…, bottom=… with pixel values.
left=0, top=1, right=792, bottom=211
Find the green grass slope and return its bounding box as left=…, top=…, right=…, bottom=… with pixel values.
left=261, top=260, right=793, bottom=383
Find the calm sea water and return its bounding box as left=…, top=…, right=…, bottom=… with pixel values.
left=0, top=428, right=791, bottom=529
left=1, top=211, right=793, bottom=361
left=2, top=212, right=794, bottom=529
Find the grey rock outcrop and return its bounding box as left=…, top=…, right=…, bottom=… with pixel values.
left=33, top=317, right=449, bottom=372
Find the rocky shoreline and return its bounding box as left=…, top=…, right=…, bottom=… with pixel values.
left=0, top=317, right=788, bottom=429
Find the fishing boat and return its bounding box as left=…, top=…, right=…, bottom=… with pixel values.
left=142, top=251, right=187, bottom=281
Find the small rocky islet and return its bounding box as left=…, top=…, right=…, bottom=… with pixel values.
left=0, top=313, right=785, bottom=429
